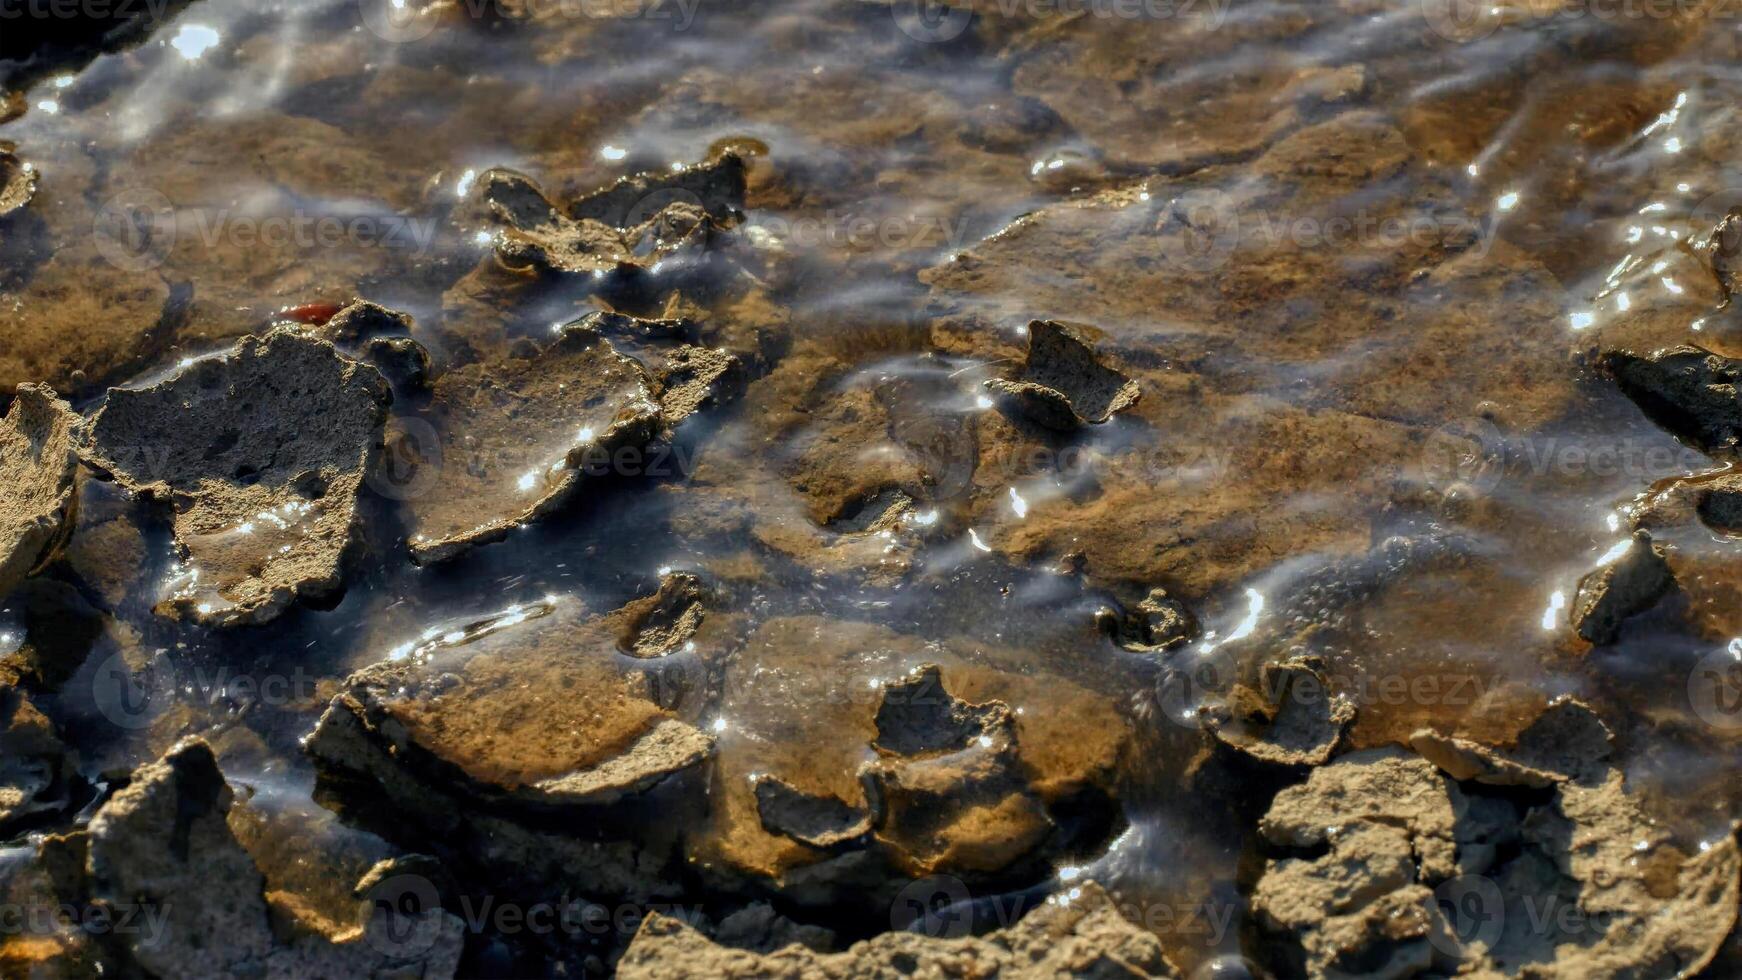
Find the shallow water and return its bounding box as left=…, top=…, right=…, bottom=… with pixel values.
left=4, top=0, right=1742, bottom=974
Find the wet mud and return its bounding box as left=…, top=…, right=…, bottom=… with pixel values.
left=3, top=0, right=1742, bottom=977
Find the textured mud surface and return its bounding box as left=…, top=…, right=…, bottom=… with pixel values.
left=3, top=0, right=1742, bottom=977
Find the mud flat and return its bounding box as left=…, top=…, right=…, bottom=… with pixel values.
left=3, top=0, right=1742, bottom=976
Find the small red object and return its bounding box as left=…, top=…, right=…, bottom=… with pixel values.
left=276, top=302, right=345, bottom=325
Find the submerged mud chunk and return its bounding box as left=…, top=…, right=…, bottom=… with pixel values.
left=317, top=299, right=414, bottom=345
left=618, top=880, right=1180, bottom=979
left=1601, top=345, right=1742, bottom=456
left=0, top=150, right=37, bottom=221
left=1705, top=211, right=1742, bottom=306
left=567, top=153, right=746, bottom=227
left=984, top=320, right=1139, bottom=430
left=313, top=596, right=713, bottom=808
left=657, top=344, right=746, bottom=427
left=478, top=154, right=745, bottom=281
left=693, top=618, right=1131, bottom=905
left=0, top=579, right=102, bottom=692
left=85, top=740, right=463, bottom=978
left=1259, top=749, right=1463, bottom=882
left=1632, top=467, right=1742, bottom=536
left=1253, top=703, right=1741, bottom=980
left=1570, top=530, right=1676, bottom=646
left=752, top=775, right=877, bottom=851
left=0, top=0, right=194, bottom=82
left=0, top=686, right=76, bottom=835
left=0, top=384, right=77, bottom=600
left=1410, top=696, right=1612, bottom=788
left=871, top=662, right=1010, bottom=756
left=307, top=586, right=731, bottom=901
left=404, top=323, right=662, bottom=564
left=1100, top=587, right=1198, bottom=652
left=362, top=336, right=431, bottom=391
left=1253, top=820, right=1443, bottom=980
left=610, top=571, right=710, bottom=659
left=1203, top=656, right=1355, bottom=768
left=0, top=831, right=103, bottom=974
left=78, top=331, right=389, bottom=627
left=860, top=665, right=1051, bottom=877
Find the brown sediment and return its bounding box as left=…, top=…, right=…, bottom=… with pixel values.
left=83, top=739, right=465, bottom=977
left=77, top=330, right=389, bottom=627
left=618, top=881, right=1181, bottom=978
left=1252, top=701, right=1740, bottom=980
left=0, top=384, right=77, bottom=600
left=6, top=0, right=1742, bottom=975
left=402, top=321, right=663, bottom=564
